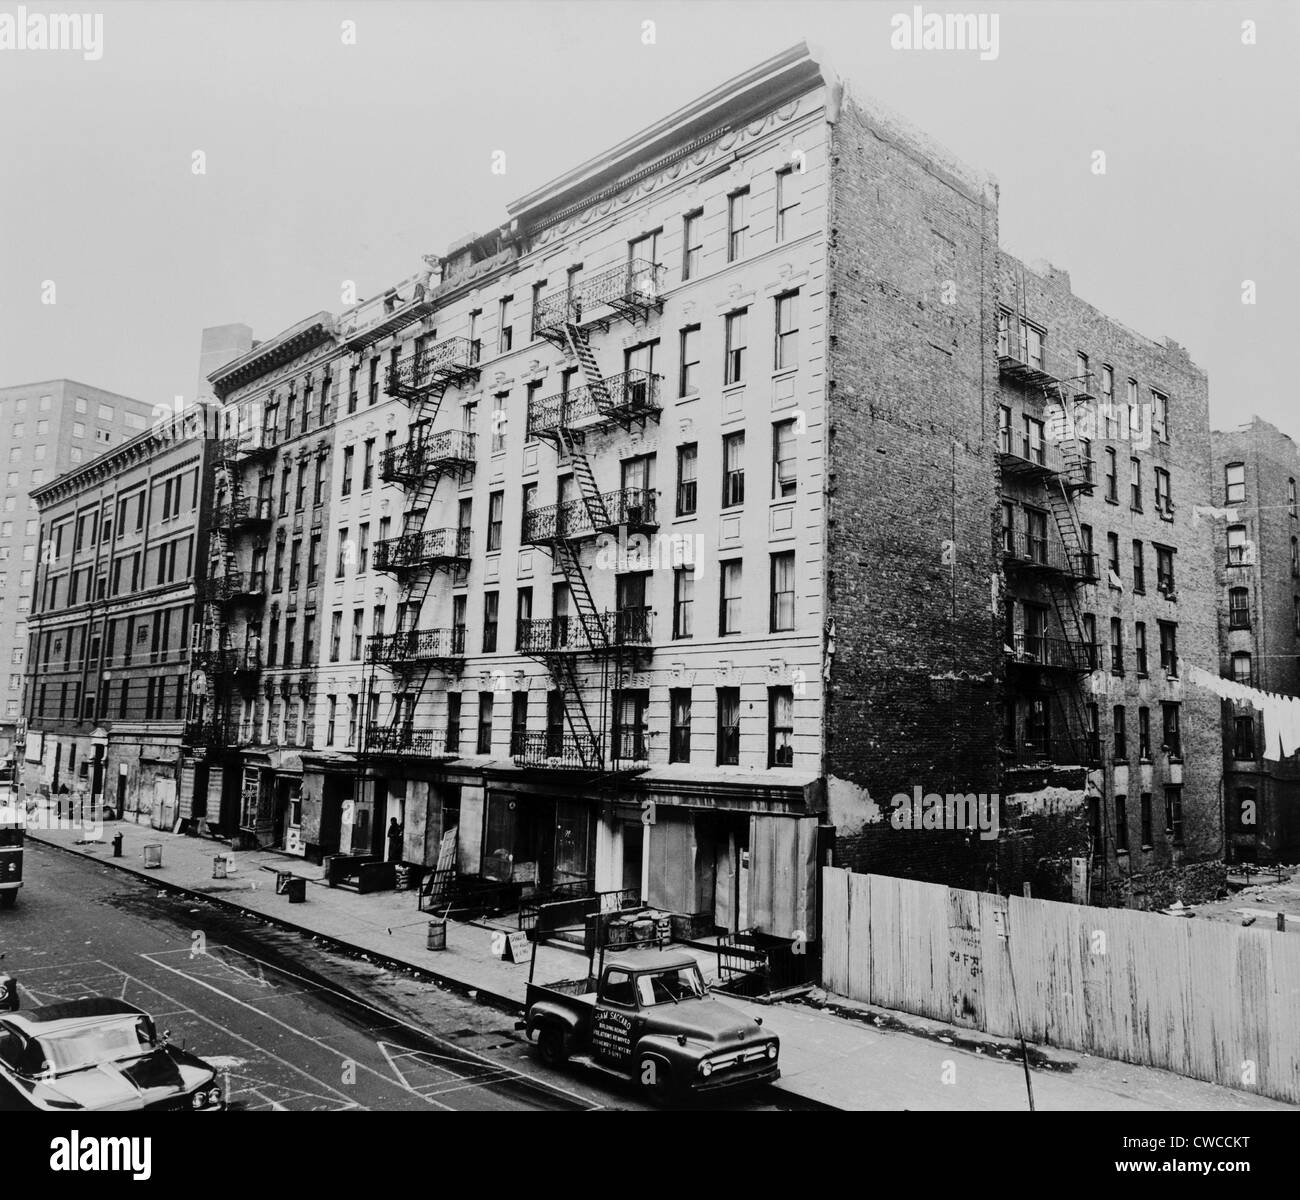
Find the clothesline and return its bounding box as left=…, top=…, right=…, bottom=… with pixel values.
left=1186, top=665, right=1300, bottom=761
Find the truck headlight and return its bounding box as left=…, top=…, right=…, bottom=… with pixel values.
left=766, top=1043, right=778, bottom=1060
left=700, top=1060, right=714, bottom=1077
left=191, top=1091, right=207, bottom=1109
left=208, top=1088, right=222, bottom=1107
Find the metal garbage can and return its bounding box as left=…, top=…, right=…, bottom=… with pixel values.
left=212, top=855, right=227, bottom=880
left=285, top=876, right=307, bottom=903
left=394, top=864, right=411, bottom=892
left=275, top=870, right=293, bottom=895
left=427, top=919, right=447, bottom=951
left=142, top=844, right=163, bottom=869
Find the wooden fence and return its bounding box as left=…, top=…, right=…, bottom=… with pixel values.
left=821, top=868, right=1300, bottom=1103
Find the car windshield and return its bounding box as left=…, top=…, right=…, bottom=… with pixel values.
left=28, top=1017, right=155, bottom=1076
left=636, top=966, right=708, bottom=1006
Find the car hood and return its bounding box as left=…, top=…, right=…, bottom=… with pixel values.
left=37, top=1048, right=215, bottom=1111
left=642, top=998, right=767, bottom=1045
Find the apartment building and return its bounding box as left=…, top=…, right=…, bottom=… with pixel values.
left=1212, top=416, right=1300, bottom=863
left=187, top=314, right=343, bottom=853
left=23, top=412, right=211, bottom=823
left=0, top=380, right=154, bottom=758
left=996, top=257, right=1221, bottom=906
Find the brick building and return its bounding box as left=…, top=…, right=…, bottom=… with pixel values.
left=23, top=411, right=211, bottom=824
left=1211, top=416, right=1300, bottom=863
left=0, top=380, right=154, bottom=758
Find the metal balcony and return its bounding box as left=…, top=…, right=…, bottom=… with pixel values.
left=1005, top=633, right=1089, bottom=673
left=365, top=724, right=451, bottom=758
left=532, top=259, right=664, bottom=344
left=1002, top=532, right=1096, bottom=581
left=527, top=370, right=662, bottom=440
left=218, top=429, right=278, bottom=464
left=196, top=646, right=262, bottom=676
left=998, top=353, right=1059, bottom=390
left=202, top=570, right=268, bottom=606
left=516, top=609, right=652, bottom=656
left=522, top=487, right=658, bottom=544
left=214, top=496, right=273, bottom=531
left=374, top=527, right=472, bottom=574
left=184, top=718, right=233, bottom=747
left=385, top=336, right=480, bottom=401
left=379, top=430, right=477, bottom=486
left=366, top=626, right=467, bottom=671
left=611, top=729, right=650, bottom=766
left=512, top=730, right=602, bottom=770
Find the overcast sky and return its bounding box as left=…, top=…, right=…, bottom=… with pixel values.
left=1, top=0, right=1296, bottom=436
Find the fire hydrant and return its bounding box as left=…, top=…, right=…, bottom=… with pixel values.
left=112, top=832, right=123, bottom=858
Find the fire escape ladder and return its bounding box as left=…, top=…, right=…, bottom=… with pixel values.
left=557, top=429, right=612, bottom=531
left=563, top=324, right=613, bottom=413
left=551, top=653, right=603, bottom=769
left=1045, top=476, right=1086, bottom=569
left=553, top=539, right=608, bottom=652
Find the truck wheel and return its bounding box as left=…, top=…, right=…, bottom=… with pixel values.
left=0, top=892, right=15, bottom=909
left=537, top=1027, right=568, bottom=1066
left=640, top=1058, right=673, bottom=1105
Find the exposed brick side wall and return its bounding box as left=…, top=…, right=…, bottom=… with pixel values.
left=823, top=96, right=1002, bottom=885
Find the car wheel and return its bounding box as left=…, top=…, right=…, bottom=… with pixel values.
left=537, top=1027, right=568, bottom=1066
left=0, top=892, right=15, bottom=909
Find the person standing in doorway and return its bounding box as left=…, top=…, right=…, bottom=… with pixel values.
left=387, top=817, right=403, bottom=863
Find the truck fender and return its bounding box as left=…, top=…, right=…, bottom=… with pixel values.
left=526, top=1000, right=582, bottom=1039
left=635, top=1034, right=698, bottom=1078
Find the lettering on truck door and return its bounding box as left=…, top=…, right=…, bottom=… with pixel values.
left=591, top=969, right=637, bottom=1068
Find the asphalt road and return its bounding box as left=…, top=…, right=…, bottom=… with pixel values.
left=1, top=843, right=817, bottom=1111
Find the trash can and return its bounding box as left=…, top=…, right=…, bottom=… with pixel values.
left=212, top=855, right=227, bottom=880
left=394, top=864, right=411, bottom=892
left=285, top=876, right=307, bottom=903
left=275, top=870, right=293, bottom=895
left=427, top=920, right=447, bottom=951
left=142, top=844, right=163, bottom=870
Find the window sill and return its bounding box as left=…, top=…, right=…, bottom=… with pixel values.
left=771, top=367, right=798, bottom=381
left=1105, top=497, right=1120, bottom=506
left=723, top=382, right=746, bottom=395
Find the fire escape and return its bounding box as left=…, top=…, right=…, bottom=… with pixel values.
left=367, top=336, right=480, bottom=755
left=999, top=344, right=1100, bottom=767
left=190, top=429, right=275, bottom=748
left=516, top=259, right=663, bottom=771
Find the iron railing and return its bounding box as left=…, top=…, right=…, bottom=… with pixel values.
left=184, top=718, right=232, bottom=747
left=379, top=430, right=477, bottom=484
left=516, top=609, right=652, bottom=654
left=512, top=730, right=602, bottom=770
left=365, top=724, right=448, bottom=757
left=213, top=496, right=273, bottom=529
left=532, top=259, right=664, bottom=338
left=196, top=646, right=262, bottom=674
left=521, top=487, right=658, bottom=543
left=1007, top=632, right=1088, bottom=671
left=202, top=570, right=267, bottom=604
left=385, top=336, right=479, bottom=400
left=526, top=370, right=661, bottom=439
left=374, top=527, right=473, bottom=573
left=1002, top=531, right=1096, bottom=579
left=366, top=626, right=466, bottom=665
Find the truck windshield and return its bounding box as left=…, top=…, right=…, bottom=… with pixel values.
left=636, top=966, right=708, bottom=1006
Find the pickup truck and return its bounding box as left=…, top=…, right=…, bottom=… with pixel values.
left=522, top=948, right=779, bottom=1100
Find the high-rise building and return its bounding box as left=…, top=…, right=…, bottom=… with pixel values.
left=0, top=380, right=155, bottom=759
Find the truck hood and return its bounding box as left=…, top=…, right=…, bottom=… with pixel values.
left=642, top=999, right=765, bottom=1045
left=33, top=1048, right=215, bottom=1111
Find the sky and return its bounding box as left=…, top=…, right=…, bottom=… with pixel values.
left=1, top=0, right=1296, bottom=435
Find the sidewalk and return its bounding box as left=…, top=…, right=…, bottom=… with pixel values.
left=22, top=810, right=1294, bottom=1112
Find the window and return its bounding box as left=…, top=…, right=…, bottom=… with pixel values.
left=351, top=608, right=364, bottom=660
left=720, top=560, right=742, bottom=635
left=1158, top=621, right=1178, bottom=676
left=772, top=420, right=797, bottom=498
left=1151, top=389, right=1168, bottom=442
left=98, top=403, right=114, bottom=421
left=676, top=443, right=698, bottom=516
left=724, top=309, right=748, bottom=384
left=1290, top=477, right=1297, bottom=518
left=1084, top=702, right=1100, bottom=763
left=1234, top=714, right=1256, bottom=760
left=722, top=431, right=745, bottom=507
left=1162, top=703, right=1182, bottom=759
left=1139, top=792, right=1153, bottom=847
left=468, top=310, right=482, bottom=364
left=497, top=295, right=513, bottom=354
left=673, top=569, right=694, bottom=638
left=682, top=210, right=703, bottom=280
left=445, top=693, right=462, bottom=754
left=336, top=528, right=349, bottom=578
left=770, top=551, right=795, bottom=631
left=1113, top=705, right=1127, bottom=759
left=1110, top=617, right=1124, bottom=675
left=1114, top=794, right=1129, bottom=852
left=1104, top=447, right=1118, bottom=502
left=289, top=537, right=302, bottom=588
left=482, top=590, right=499, bottom=652
left=358, top=523, right=370, bottom=573
left=1230, top=650, right=1252, bottom=685
left=1107, top=532, right=1120, bottom=579
left=361, top=438, right=375, bottom=490
left=679, top=325, right=700, bottom=396
left=341, top=446, right=354, bottom=496
left=716, top=687, right=740, bottom=765
left=1165, top=785, right=1184, bottom=843
left=330, top=612, right=342, bottom=662
left=1225, top=462, right=1245, bottom=504
left=1021, top=416, right=1045, bottom=465
left=1083, top=613, right=1098, bottom=668
left=774, top=292, right=799, bottom=370
left=347, top=365, right=359, bottom=413
left=487, top=490, right=504, bottom=552
left=1000, top=502, right=1015, bottom=554
left=1227, top=524, right=1248, bottom=566
left=1132, top=541, right=1145, bottom=593
left=775, top=167, right=799, bottom=242
left=1228, top=586, right=1250, bottom=629
left=769, top=686, right=794, bottom=766
left=1135, top=621, right=1148, bottom=675
left=510, top=692, right=529, bottom=756
left=477, top=693, right=494, bottom=755
left=727, top=188, right=749, bottom=261
left=302, top=614, right=315, bottom=666
left=491, top=393, right=507, bottom=453
left=1129, top=457, right=1142, bottom=510
left=663, top=687, right=693, bottom=763
left=1156, top=545, right=1175, bottom=594
left=368, top=357, right=380, bottom=405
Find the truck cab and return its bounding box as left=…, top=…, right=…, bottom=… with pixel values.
left=524, top=948, right=779, bottom=1100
